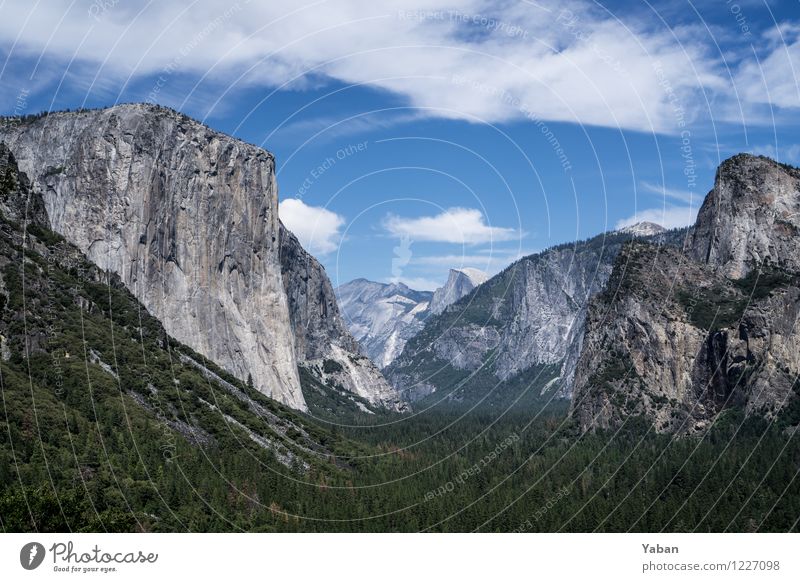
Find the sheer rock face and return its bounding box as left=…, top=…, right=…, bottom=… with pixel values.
left=0, top=143, right=48, bottom=229
left=689, top=154, right=800, bottom=279
left=334, top=269, right=485, bottom=372
left=570, top=243, right=800, bottom=434
left=335, top=279, right=432, bottom=369
left=0, top=104, right=397, bottom=412
left=279, top=227, right=404, bottom=410
left=429, top=268, right=488, bottom=315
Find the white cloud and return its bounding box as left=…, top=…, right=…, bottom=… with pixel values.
left=615, top=180, right=703, bottom=231
left=639, top=181, right=698, bottom=206
left=410, top=247, right=536, bottom=272
left=0, top=0, right=745, bottom=133
left=735, top=25, right=800, bottom=110
left=383, top=207, right=518, bottom=244
left=749, top=144, right=800, bottom=166
left=279, top=198, right=344, bottom=256
left=615, top=205, right=698, bottom=231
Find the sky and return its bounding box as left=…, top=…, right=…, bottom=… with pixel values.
left=0, top=0, right=798, bottom=290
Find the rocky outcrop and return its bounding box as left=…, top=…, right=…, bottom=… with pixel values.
left=335, top=278, right=432, bottom=368
left=280, top=227, right=404, bottom=410
left=0, top=104, right=400, bottom=412
left=689, top=154, right=800, bottom=278
left=572, top=155, right=800, bottom=434
left=570, top=242, right=800, bottom=433
left=0, top=143, right=48, bottom=229
left=429, top=268, right=488, bottom=315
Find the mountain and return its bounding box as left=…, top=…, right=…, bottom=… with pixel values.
left=0, top=144, right=359, bottom=530
left=616, top=221, right=667, bottom=237
left=0, top=104, right=399, bottom=412
left=2, top=140, right=799, bottom=532
left=335, top=269, right=487, bottom=370
left=571, top=154, right=800, bottom=433
left=386, top=228, right=687, bottom=404
left=429, top=267, right=489, bottom=315
left=335, top=279, right=433, bottom=369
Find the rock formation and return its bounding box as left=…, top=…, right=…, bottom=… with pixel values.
left=280, top=227, right=403, bottom=410
left=335, top=279, right=432, bottom=368
left=572, top=155, right=800, bottom=433
left=387, top=227, right=685, bottom=403
left=429, top=268, right=488, bottom=315
left=335, top=268, right=486, bottom=371
left=689, top=154, right=800, bottom=278
left=0, top=104, right=399, bottom=412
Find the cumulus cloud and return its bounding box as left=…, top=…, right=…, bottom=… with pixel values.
left=735, top=24, right=800, bottom=110
left=383, top=207, right=518, bottom=244
left=0, top=0, right=750, bottom=133
left=279, top=198, right=344, bottom=255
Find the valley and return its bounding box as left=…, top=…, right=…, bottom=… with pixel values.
left=1, top=107, right=799, bottom=533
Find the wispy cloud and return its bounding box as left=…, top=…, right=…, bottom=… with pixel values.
left=271, top=111, right=422, bottom=146
left=639, top=181, right=699, bottom=206
left=734, top=23, right=800, bottom=111
left=3, top=0, right=789, bottom=133
left=749, top=143, right=800, bottom=165
left=383, top=207, right=519, bottom=245
left=615, top=179, right=702, bottom=230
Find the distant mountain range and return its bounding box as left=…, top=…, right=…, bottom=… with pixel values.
left=336, top=267, right=487, bottom=369
left=384, top=224, right=688, bottom=405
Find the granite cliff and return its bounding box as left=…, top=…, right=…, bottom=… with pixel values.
left=335, top=268, right=487, bottom=371
left=0, top=104, right=398, bottom=412
left=429, top=268, right=488, bottom=315
left=279, top=227, right=402, bottom=410
left=572, top=154, right=800, bottom=433
left=689, top=155, right=800, bottom=278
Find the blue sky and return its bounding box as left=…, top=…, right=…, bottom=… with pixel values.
left=1, top=0, right=798, bottom=290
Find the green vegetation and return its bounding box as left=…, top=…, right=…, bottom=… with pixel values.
left=322, top=358, right=344, bottom=374
left=678, top=265, right=798, bottom=331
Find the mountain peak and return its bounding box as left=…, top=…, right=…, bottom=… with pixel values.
left=616, top=221, right=666, bottom=237
left=690, top=152, right=800, bottom=278
left=451, top=267, right=489, bottom=285
left=429, top=267, right=488, bottom=315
